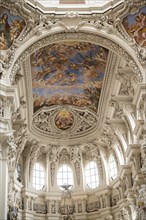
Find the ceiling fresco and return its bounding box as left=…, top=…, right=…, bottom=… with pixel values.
left=30, top=42, right=109, bottom=113
left=122, top=6, right=146, bottom=47
left=0, top=6, right=26, bottom=50
left=55, top=109, right=74, bottom=130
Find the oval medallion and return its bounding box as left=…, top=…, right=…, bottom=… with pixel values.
left=55, top=110, right=74, bottom=130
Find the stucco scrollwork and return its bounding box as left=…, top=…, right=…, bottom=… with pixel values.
left=109, top=96, right=124, bottom=119
left=33, top=203, right=47, bottom=214
left=0, top=96, right=13, bottom=119
left=7, top=177, right=19, bottom=220
left=116, top=68, right=135, bottom=96
left=29, top=143, right=40, bottom=178
left=14, top=124, right=28, bottom=166
left=84, top=142, right=100, bottom=161
left=0, top=53, right=7, bottom=78
left=99, top=121, right=117, bottom=147
left=59, top=148, right=70, bottom=164
left=32, top=106, right=98, bottom=140
left=86, top=201, right=100, bottom=212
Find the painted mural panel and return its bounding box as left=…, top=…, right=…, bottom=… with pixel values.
left=122, top=6, right=146, bottom=47
left=30, top=42, right=109, bottom=112
left=55, top=110, right=74, bottom=130
left=0, top=6, right=26, bottom=50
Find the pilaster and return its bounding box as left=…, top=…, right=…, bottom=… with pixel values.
left=0, top=133, right=13, bottom=220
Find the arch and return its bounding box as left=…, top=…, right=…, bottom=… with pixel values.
left=114, top=143, right=125, bottom=165
left=8, top=30, right=143, bottom=84
left=123, top=108, right=136, bottom=131
left=115, top=129, right=128, bottom=152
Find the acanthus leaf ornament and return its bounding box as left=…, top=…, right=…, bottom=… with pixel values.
left=32, top=106, right=98, bottom=140
left=14, top=124, right=28, bottom=166
left=109, top=96, right=124, bottom=119
left=116, top=68, right=135, bottom=97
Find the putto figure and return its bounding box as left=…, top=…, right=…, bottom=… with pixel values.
left=0, top=6, right=26, bottom=50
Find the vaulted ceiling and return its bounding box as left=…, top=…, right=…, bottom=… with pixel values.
left=1, top=0, right=145, bottom=159
left=30, top=42, right=108, bottom=113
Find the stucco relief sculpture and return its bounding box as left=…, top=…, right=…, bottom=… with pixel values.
left=49, top=146, right=59, bottom=186
left=116, top=68, right=135, bottom=96
left=70, top=147, right=81, bottom=185
left=15, top=125, right=27, bottom=165
left=33, top=203, right=47, bottom=214
left=7, top=178, right=19, bottom=220
left=59, top=185, right=75, bottom=220
left=110, top=96, right=124, bottom=119
left=7, top=204, right=18, bottom=220
left=59, top=148, right=70, bottom=164
left=7, top=135, right=17, bottom=168
left=32, top=106, right=98, bottom=139
left=0, top=1, right=145, bottom=220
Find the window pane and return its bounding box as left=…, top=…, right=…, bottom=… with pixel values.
left=85, top=161, right=99, bottom=189
left=33, top=163, right=45, bottom=190
left=109, top=155, right=117, bottom=180
left=57, top=165, right=73, bottom=188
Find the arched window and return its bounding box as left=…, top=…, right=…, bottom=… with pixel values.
left=109, top=155, right=118, bottom=180
left=85, top=161, right=99, bottom=189
left=57, top=165, right=73, bottom=186
left=32, top=163, right=45, bottom=190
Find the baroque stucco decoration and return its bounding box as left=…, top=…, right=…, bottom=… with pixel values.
left=10, top=32, right=143, bottom=85
left=0, top=0, right=145, bottom=82
left=114, top=0, right=146, bottom=61
left=32, top=106, right=98, bottom=140
left=25, top=50, right=116, bottom=142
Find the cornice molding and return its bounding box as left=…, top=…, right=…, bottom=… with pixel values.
left=9, top=32, right=143, bottom=85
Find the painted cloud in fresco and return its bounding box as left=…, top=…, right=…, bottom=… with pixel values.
left=0, top=6, right=26, bottom=50
left=122, top=6, right=146, bottom=47
left=30, top=42, right=109, bottom=113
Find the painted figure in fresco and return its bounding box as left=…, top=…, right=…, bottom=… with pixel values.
left=31, top=42, right=108, bottom=113
left=55, top=110, right=74, bottom=130
left=0, top=14, right=11, bottom=48
left=134, top=12, right=146, bottom=46
left=123, top=7, right=146, bottom=47
left=0, top=6, right=26, bottom=50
